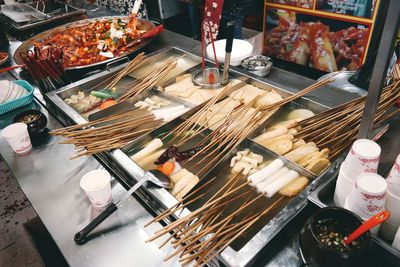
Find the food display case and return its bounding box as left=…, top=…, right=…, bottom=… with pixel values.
left=44, top=45, right=354, bottom=266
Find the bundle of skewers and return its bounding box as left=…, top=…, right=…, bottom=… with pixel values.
left=90, top=52, right=179, bottom=102
left=158, top=74, right=336, bottom=177
left=140, top=75, right=400, bottom=266
left=296, top=78, right=400, bottom=160
left=51, top=52, right=183, bottom=158
left=144, top=163, right=308, bottom=266
left=50, top=109, right=161, bottom=159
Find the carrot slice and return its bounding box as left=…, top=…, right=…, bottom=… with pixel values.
left=157, top=161, right=176, bottom=176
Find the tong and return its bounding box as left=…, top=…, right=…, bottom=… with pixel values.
left=19, top=46, right=69, bottom=93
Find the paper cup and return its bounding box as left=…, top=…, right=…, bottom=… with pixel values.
left=380, top=189, right=400, bottom=241
left=1, top=123, right=32, bottom=155
left=387, top=155, right=400, bottom=196
left=347, top=173, right=386, bottom=219
left=334, top=163, right=355, bottom=207
left=80, top=170, right=112, bottom=208
left=392, top=227, right=400, bottom=250
left=344, top=198, right=381, bottom=236
left=343, top=139, right=381, bottom=179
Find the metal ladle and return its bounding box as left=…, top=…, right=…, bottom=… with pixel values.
left=74, top=169, right=173, bottom=245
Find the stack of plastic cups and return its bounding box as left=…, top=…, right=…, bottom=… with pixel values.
left=392, top=226, right=400, bottom=251
left=345, top=173, right=387, bottom=235
left=380, top=155, right=400, bottom=241
left=334, top=139, right=381, bottom=207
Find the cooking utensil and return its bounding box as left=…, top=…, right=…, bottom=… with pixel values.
left=344, top=211, right=390, bottom=246
left=74, top=169, right=173, bottom=245
left=221, top=20, right=235, bottom=85
left=192, top=67, right=221, bottom=88
left=13, top=16, right=156, bottom=70
left=192, top=21, right=221, bottom=88
left=0, top=64, right=24, bottom=73
left=192, top=21, right=235, bottom=88
left=318, top=71, right=366, bottom=95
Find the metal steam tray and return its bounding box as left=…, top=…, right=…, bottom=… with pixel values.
left=109, top=73, right=331, bottom=266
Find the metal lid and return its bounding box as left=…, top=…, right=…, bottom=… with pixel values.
left=318, top=71, right=366, bottom=95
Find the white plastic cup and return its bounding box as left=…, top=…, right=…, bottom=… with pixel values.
left=4, top=0, right=16, bottom=4
left=392, top=227, right=400, bottom=250
left=1, top=123, right=32, bottom=155
left=344, top=198, right=381, bottom=236
left=343, top=139, right=381, bottom=179
left=80, top=170, right=112, bottom=208
left=380, top=189, right=400, bottom=241
left=346, top=173, right=386, bottom=219
left=333, top=163, right=355, bottom=207
left=387, top=155, right=400, bottom=196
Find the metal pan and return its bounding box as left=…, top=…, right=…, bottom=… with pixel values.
left=13, top=16, right=156, bottom=70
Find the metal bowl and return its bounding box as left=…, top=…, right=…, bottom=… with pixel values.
left=241, top=55, right=272, bottom=77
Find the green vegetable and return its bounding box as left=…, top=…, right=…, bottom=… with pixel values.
left=113, top=37, right=119, bottom=44
left=91, top=90, right=114, bottom=99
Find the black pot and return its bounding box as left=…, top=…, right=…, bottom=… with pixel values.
left=299, top=207, right=371, bottom=267
left=13, top=110, right=49, bottom=146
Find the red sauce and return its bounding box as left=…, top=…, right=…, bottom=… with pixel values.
left=208, top=73, right=215, bottom=84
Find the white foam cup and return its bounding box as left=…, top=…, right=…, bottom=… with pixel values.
left=343, top=139, right=381, bottom=179
left=392, top=227, right=400, bottom=250
left=346, top=173, right=386, bottom=219
left=380, top=189, right=400, bottom=241
left=80, top=170, right=112, bottom=208
left=333, top=163, right=355, bottom=207
left=1, top=123, right=32, bottom=155
left=387, top=155, right=400, bottom=196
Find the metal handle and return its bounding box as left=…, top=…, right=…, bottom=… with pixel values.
left=74, top=203, right=118, bottom=245
left=106, top=57, right=129, bottom=71
left=225, top=21, right=235, bottom=53
left=221, top=21, right=235, bottom=86
left=344, top=210, right=390, bottom=245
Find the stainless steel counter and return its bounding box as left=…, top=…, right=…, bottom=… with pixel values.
left=0, top=99, right=195, bottom=267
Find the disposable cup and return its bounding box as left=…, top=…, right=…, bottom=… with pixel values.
left=380, top=189, right=400, bottom=241
left=1, top=123, right=32, bottom=155
left=392, top=227, right=400, bottom=250
left=344, top=198, right=380, bottom=236
left=387, top=155, right=400, bottom=196
left=80, top=170, right=112, bottom=208
left=333, top=163, right=355, bottom=207
left=347, top=173, right=386, bottom=219
left=343, top=139, right=381, bottom=179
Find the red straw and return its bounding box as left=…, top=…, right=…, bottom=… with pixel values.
left=201, top=21, right=205, bottom=73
